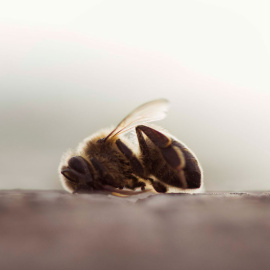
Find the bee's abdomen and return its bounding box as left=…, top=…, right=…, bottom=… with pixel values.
left=172, top=141, right=202, bottom=189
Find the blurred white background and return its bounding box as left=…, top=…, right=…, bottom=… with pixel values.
left=1, top=0, right=270, bottom=191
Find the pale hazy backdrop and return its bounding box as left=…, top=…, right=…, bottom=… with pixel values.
left=1, top=0, right=270, bottom=191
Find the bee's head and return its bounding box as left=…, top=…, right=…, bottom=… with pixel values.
left=60, top=155, right=150, bottom=197
left=60, top=156, right=95, bottom=193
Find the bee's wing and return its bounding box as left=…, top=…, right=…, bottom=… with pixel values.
left=104, top=98, right=169, bottom=141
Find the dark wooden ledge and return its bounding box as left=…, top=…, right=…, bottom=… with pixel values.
left=1, top=190, right=270, bottom=270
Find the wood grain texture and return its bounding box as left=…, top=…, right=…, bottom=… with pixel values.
left=0, top=190, right=270, bottom=270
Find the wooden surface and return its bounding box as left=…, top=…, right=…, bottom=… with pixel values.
left=0, top=190, right=270, bottom=270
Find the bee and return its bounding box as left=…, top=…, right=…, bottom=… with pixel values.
left=59, top=99, right=203, bottom=196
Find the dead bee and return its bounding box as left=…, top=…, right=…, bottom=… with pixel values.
left=59, top=99, right=203, bottom=196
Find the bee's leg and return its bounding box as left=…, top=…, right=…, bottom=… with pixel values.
left=135, top=126, right=150, bottom=158
left=136, top=125, right=185, bottom=170
left=125, top=175, right=146, bottom=191
left=136, top=125, right=187, bottom=188
left=127, top=175, right=165, bottom=193
left=116, top=139, right=145, bottom=178
left=146, top=178, right=167, bottom=193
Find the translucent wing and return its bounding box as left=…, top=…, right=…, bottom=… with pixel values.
left=104, top=98, right=169, bottom=141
